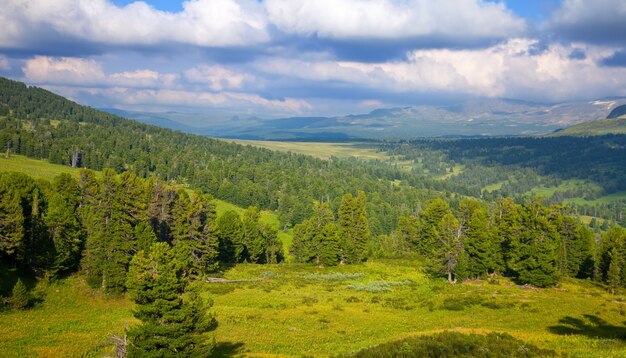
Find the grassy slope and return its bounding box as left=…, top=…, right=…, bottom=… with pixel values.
left=3, top=260, right=625, bottom=357
left=225, top=139, right=389, bottom=161
left=0, top=277, right=134, bottom=357
left=551, top=116, right=626, bottom=136
left=0, top=154, right=84, bottom=180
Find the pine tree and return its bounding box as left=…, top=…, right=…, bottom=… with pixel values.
left=460, top=201, right=500, bottom=278
left=338, top=192, right=370, bottom=263
left=438, top=213, right=463, bottom=283
left=9, top=278, right=30, bottom=309
left=417, top=198, right=451, bottom=256
left=0, top=187, right=24, bottom=261
left=216, top=210, right=243, bottom=263
left=44, top=191, right=81, bottom=275
left=260, top=223, right=283, bottom=264
left=126, top=242, right=215, bottom=357
left=171, top=190, right=218, bottom=274
left=319, top=223, right=341, bottom=266
left=608, top=248, right=622, bottom=295
left=509, top=198, right=560, bottom=287
left=242, top=206, right=263, bottom=263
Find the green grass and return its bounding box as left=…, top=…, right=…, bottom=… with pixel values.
left=207, top=260, right=626, bottom=357
left=551, top=117, right=626, bottom=136
left=0, top=277, right=134, bottom=357
left=565, top=191, right=626, bottom=205
left=3, top=260, right=626, bottom=357
left=0, top=154, right=84, bottom=180
left=226, top=140, right=390, bottom=161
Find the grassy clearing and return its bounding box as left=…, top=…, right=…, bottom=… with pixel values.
left=0, top=154, right=83, bottom=180
left=226, top=140, right=390, bottom=161
left=2, top=260, right=625, bottom=357
left=208, top=260, right=626, bottom=357
left=0, top=277, right=134, bottom=357
left=565, top=191, right=626, bottom=205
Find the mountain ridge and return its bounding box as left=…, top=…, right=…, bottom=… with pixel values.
left=104, top=97, right=626, bottom=140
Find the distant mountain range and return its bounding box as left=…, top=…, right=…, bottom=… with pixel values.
left=103, top=97, right=626, bottom=140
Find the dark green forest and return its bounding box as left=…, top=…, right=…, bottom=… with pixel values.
left=1, top=76, right=625, bottom=288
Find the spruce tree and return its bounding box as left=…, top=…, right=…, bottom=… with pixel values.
left=417, top=198, right=451, bottom=256
left=9, top=278, right=30, bottom=309
left=438, top=213, right=463, bottom=283
left=242, top=206, right=263, bottom=263
left=338, top=192, right=370, bottom=263
left=0, top=188, right=24, bottom=261
left=319, top=223, right=341, bottom=266
left=260, top=223, right=283, bottom=264
left=44, top=191, right=81, bottom=276
left=216, top=210, right=243, bottom=263
left=608, top=248, right=622, bottom=295
left=126, top=242, right=214, bottom=357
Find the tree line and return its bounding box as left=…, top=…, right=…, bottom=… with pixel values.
left=0, top=170, right=283, bottom=295
left=374, top=196, right=625, bottom=290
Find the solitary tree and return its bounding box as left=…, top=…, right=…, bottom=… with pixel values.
left=126, top=242, right=215, bottom=357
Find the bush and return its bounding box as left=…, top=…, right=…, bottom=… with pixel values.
left=440, top=295, right=484, bottom=311
left=338, top=331, right=557, bottom=357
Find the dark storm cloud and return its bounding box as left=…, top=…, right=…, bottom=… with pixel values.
left=546, top=0, right=626, bottom=46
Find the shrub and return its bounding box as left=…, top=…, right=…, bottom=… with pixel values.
left=338, top=331, right=557, bottom=357
left=440, top=295, right=484, bottom=311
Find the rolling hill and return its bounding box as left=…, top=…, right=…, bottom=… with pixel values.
left=107, top=97, right=626, bottom=139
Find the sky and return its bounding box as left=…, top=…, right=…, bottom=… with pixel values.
left=1, top=0, right=625, bottom=118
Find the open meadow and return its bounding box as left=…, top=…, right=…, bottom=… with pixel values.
left=1, top=259, right=625, bottom=357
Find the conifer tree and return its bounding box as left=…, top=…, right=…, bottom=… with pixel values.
left=9, top=278, right=30, bottom=309
left=216, top=210, right=243, bottom=263
left=260, top=223, right=283, bottom=264
left=44, top=191, right=81, bottom=275
left=242, top=206, right=263, bottom=263
left=126, top=242, right=214, bottom=357
left=438, top=213, right=463, bottom=283
left=319, top=223, right=341, bottom=266
left=0, top=188, right=24, bottom=262
left=509, top=198, right=560, bottom=287
left=338, top=192, right=370, bottom=263
left=608, top=248, right=622, bottom=295
left=417, top=198, right=451, bottom=256
left=459, top=200, right=500, bottom=278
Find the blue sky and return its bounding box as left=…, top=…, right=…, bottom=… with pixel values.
left=0, top=0, right=625, bottom=119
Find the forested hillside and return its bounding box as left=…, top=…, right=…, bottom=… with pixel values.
left=0, top=77, right=438, bottom=236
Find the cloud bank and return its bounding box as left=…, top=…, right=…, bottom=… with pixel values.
left=0, top=0, right=625, bottom=117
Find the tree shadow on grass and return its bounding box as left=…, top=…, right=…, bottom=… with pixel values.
left=211, top=341, right=245, bottom=357
left=548, top=314, right=626, bottom=340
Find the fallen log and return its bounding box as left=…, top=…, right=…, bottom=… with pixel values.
left=205, top=277, right=263, bottom=283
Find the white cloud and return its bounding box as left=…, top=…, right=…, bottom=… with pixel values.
left=265, top=0, right=526, bottom=40
left=184, top=64, right=253, bottom=91
left=0, top=0, right=268, bottom=49
left=22, top=55, right=310, bottom=116
left=100, top=88, right=312, bottom=115
left=22, top=56, right=106, bottom=85
left=255, top=39, right=626, bottom=101
left=22, top=56, right=178, bottom=88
